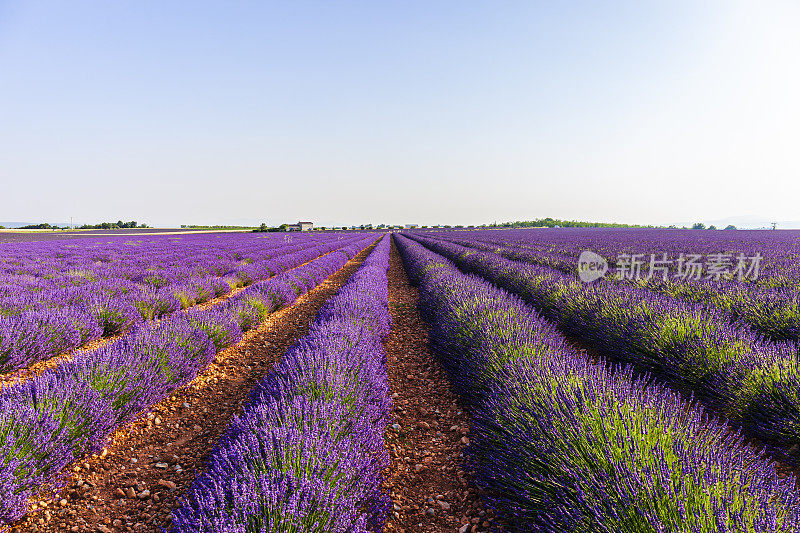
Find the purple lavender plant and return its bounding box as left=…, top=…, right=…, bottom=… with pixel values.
left=0, top=234, right=380, bottom=525
left=172, top=236, right=392, bottom=532
left=395, top=233, right=800, bottom=531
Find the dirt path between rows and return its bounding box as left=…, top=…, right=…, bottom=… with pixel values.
left=382, top=238, right=497, bottom=533
left=0, top=244, right=349, bottom=389
left=6, top=243, right=376, bottom=533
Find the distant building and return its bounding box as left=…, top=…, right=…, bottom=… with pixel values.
left=405, top=224, right=418, bottom=229
left=286, top=221, right=313, bottom=232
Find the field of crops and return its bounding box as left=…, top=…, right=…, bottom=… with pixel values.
left=4, top=228, right=800, bottom=532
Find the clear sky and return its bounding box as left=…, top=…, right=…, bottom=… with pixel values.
left=1, top=1, right=798, bottom=228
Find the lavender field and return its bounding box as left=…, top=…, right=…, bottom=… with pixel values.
left=4, top=1, right=796, bottom=530
left=3, top=228, right=800, bottom=532
left=399, top=228, right=800, bottom=531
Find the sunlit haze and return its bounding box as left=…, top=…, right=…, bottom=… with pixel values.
left=1, top=1, right=798, bottom=228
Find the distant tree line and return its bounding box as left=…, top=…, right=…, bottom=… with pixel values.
left=19, top=223, right=67, bottom=229
left=253, top=223, right=289, bottom=233
left=79, top=221, right=147, bottom=229
left=492, top=218, right=658, bottom=229
left=690, top=222, right=736, bottom=230
left=490, top=219, right=739, bottom=230
left=17, top=221, right=149, bottom=230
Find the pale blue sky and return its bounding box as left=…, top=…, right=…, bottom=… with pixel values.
left=1, top=1, right=798, bottom=228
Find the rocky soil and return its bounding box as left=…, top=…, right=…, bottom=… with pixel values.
left=382, top=239, right=501, bottom=533
left=5, top=244, right=375, bottom=533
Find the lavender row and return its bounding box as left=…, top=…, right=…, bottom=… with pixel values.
left=0, top=233, right=321, bottom=304
left=0, top=235, right=378, bottom=525
left=429, top=230, right=800, bottom=344
left=407, top=233, right=800, bottom=457
left=0, top=234, right=368, bottom=374
left=426, top=227, right=800, bottom=285
left=395, top=234, right=800, bottom=531
left=172, top=236, right=392, bottom=532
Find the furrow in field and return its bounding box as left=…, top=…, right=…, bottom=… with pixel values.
left=434, top=232, right=800, bottom=344
left=383, top=238, right=498, bottom=533
left=171, top=235, right=392, bottom=531
left=0, top=243, right=356, bottom=389
left=394, top=234, right=800, bottom=531
left=4, top=242, right=380, bottom=533
left=0, top=236, right=379, bottom=528
left=406, top=233, right=800, bottom=465
left=0, top=235, right=362, bottom=377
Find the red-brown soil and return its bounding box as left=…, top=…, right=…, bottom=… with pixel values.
left=382, top=239, right=499, bottom=533
left=0, top=248, right=341, bottom=389
left=4, top=243, right=376, bottom=533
